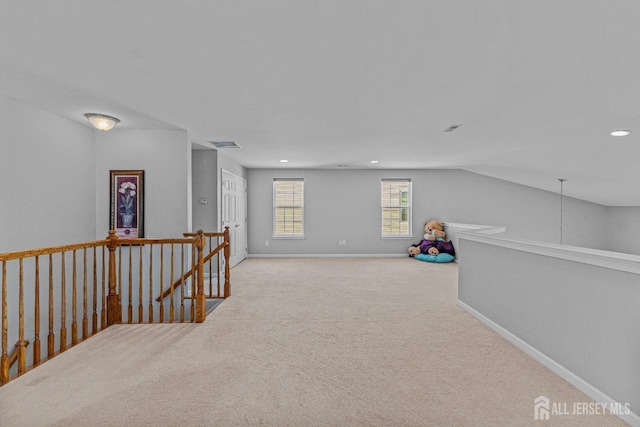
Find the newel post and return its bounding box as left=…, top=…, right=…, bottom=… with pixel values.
left=195, top=230, right=206, bottom=323
left=223, top=226, right=231, bottom=298
left=106, top=231, right=121, bottom=326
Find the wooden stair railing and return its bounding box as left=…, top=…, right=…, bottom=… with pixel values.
left=156, top=228, right=230, bottom=302
left=0, top=229, right=230, bottom=387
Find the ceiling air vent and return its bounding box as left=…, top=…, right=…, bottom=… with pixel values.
left=210, top=141, right=240, bottom=149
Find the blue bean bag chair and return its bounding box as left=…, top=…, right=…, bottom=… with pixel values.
left=414, top=253, right=455, bottom=263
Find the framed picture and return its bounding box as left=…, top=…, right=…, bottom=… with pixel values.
left=110, top=170, right=144, bottom=238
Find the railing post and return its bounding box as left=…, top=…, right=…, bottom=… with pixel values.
left=106, top=231, right=121, bottom=326
left=195, top=230, right=206, bottom=323
left=223, top=226, right=231, bottom=298
left=194, top=230, right=206, bottom=323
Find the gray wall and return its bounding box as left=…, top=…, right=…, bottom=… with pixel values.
left=192, top=150, right=218, bottom=232
left=0, top=94, right=97, bottom=371
left=95, top=129, right=191, bottom=239
left=0, top=94, right=96, bottom=252
left=247, top=168, right=609, bottom=255
left=605, top=207, right=640, bottom=255
left=192, top=150, right=247, bottom=232
left=458, top=238, right=640, bottom=417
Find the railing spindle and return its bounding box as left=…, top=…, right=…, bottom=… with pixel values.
left=128, top=245, right=133, bottom=324
left=224, top=227, right=231, bottom=298
left=208, top=236, right=213, bottom=297
left=148, top=245, right=153, bottom=323
left=82, top=248, right=88, bottom=340
left=101, top=246, right=106, bottom=329
left=159, top=245, right=164, bottom=323
left=169, top=245, right=175, bottom=323
left=92, top=247, right=98, bottom=334
left=60, top=253, right=66, bottom=352
left=71, top=250, right=78, bottom=346
left=48, top=255, right=54, bottom=358
left=34, top=256, right=41, bottom=366
left=180, top=245, right=185, bottom=323
left=18, top=259, right=26, bottom=374
left=138, top=244, right=143, bottom=324
left=117, top=246, right=122, bottom=320
left=217, top=235, right=221, bottom=297
left=190, top=243, right=196, bottom=322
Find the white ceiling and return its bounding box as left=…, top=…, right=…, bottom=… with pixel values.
left=1, top=1, right=639, bottom=206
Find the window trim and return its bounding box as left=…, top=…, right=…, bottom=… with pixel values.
left=272, top=178, right=305, bottom=239
left=380, top=178, right=413, bottom=239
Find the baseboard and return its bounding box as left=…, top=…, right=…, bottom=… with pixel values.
left=457, top=300, right=640, bottom=427
left=248, top=253, right=407, bottom=258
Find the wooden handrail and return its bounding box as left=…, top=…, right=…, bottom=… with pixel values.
left=183, top=231, right=226, bottom=238
left=0, top=241, right=106, bottom=262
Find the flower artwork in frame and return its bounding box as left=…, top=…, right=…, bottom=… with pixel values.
left=110, top=170, right=144, bottom=238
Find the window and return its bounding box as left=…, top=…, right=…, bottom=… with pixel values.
left=273, top=178, right=304, bottom=238
left=381, top=179, right=412, bottom=237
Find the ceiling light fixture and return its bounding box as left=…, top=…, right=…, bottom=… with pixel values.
left=280, top=159, right=289, bottom=163
left=610, top=130, right=631, bottom=137
left=370, top=160, right=379, bottom=164
left=84, top=113, right=120, bottom=131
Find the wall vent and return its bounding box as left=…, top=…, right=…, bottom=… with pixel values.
left=210, top=141, right=240, bottom=149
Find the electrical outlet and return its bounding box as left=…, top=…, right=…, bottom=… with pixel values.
left=265, top=240, right=269, bottom=246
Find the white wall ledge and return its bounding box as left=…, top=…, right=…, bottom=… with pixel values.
left=458, top=225, right=640, bottom=275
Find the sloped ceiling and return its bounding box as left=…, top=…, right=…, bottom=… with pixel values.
left=1, top=1, right=639, bottom=206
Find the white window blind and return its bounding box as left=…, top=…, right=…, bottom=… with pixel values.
left=273, top=179, right=304, bottom=237
left=381, top=179, right=412, bottom=237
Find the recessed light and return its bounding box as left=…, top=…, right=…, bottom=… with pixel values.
left=370, top=160, right=379, bottom=164
left=610, top=130, right=631, bottom=136
left=280, top=159, right=289, bottom=163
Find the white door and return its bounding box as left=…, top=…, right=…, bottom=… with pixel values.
left=221, top=170, right=247, bottom=268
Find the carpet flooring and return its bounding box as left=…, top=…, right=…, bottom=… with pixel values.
left=0, top=257, right=629, bottom=426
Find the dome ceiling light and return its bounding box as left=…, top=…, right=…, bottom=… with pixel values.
left=84, top=113, right=120, bottom=131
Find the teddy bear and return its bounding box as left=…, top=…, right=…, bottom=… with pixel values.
left=424, top=219, right=446, bottom=242
left=408, top=220, right=454, bottom=257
